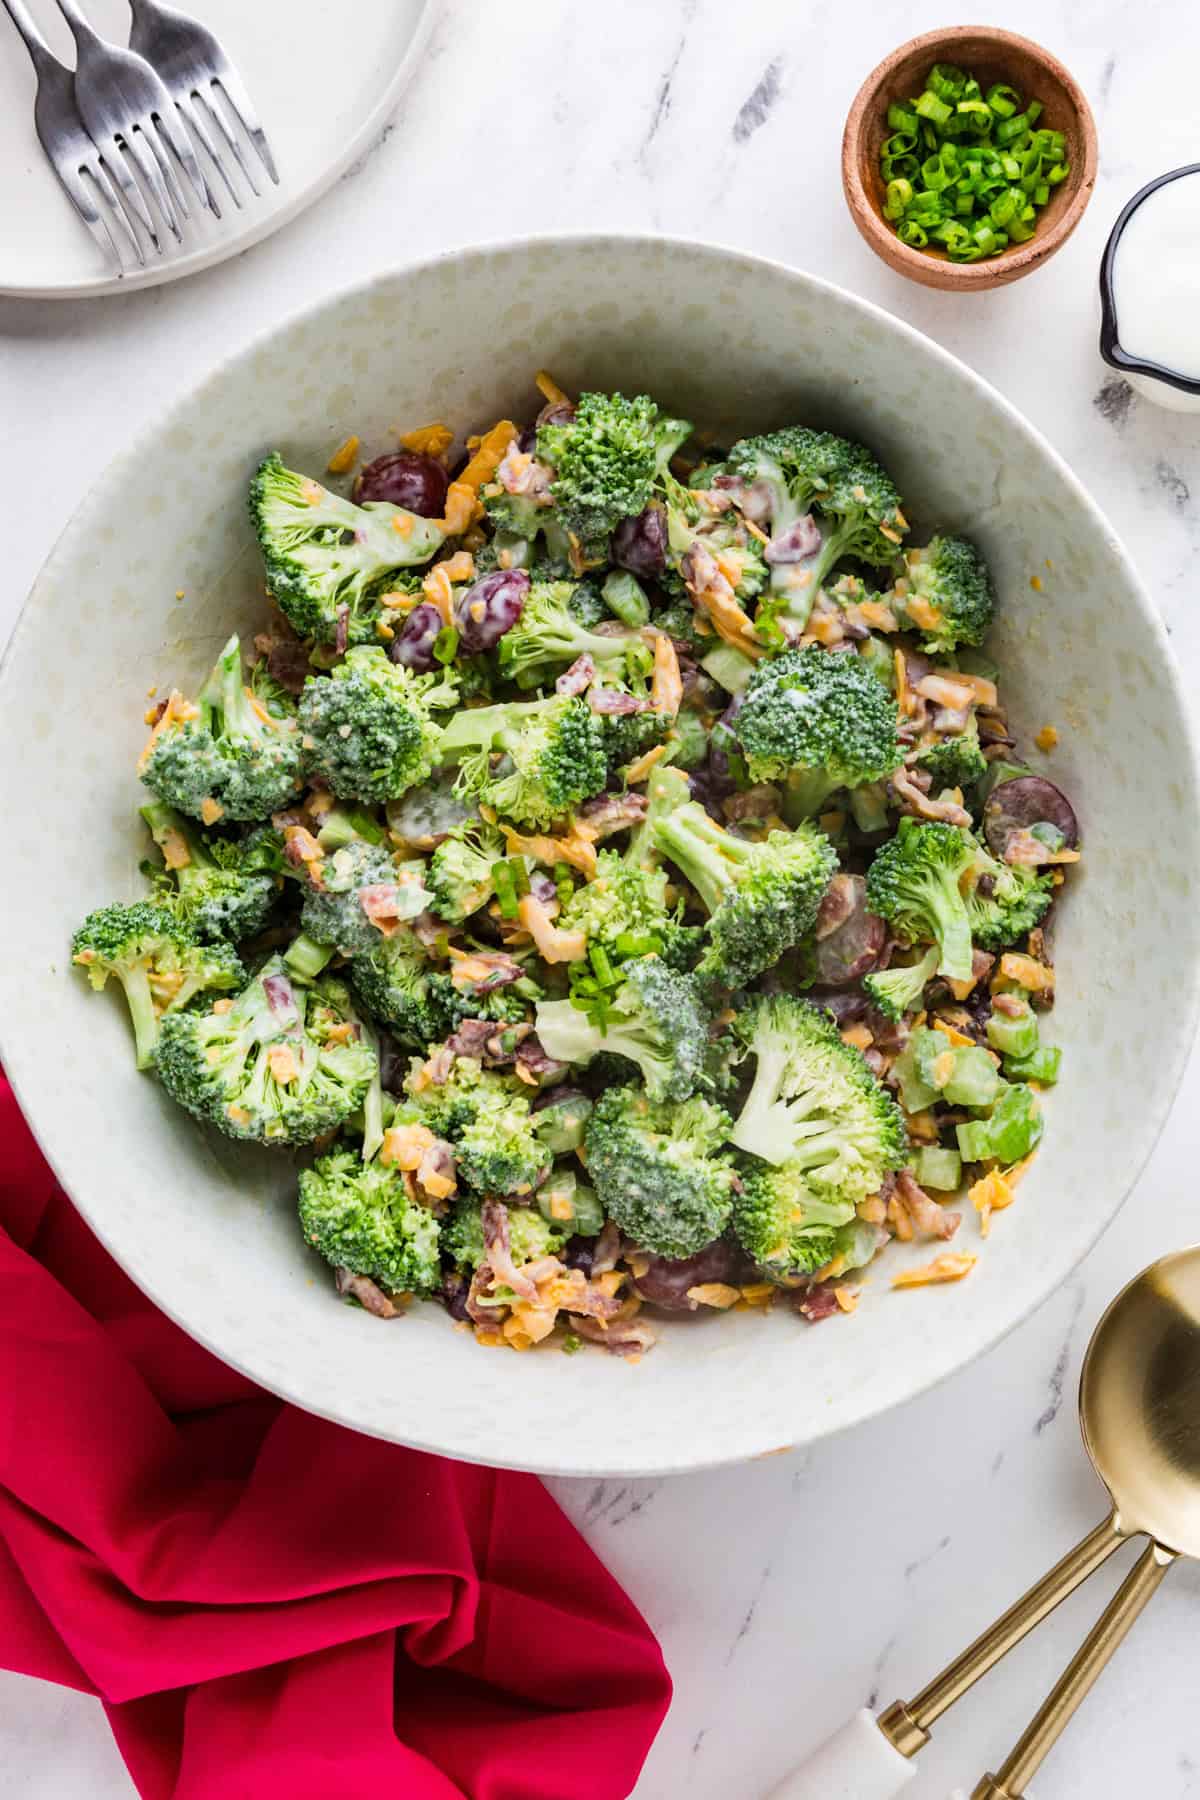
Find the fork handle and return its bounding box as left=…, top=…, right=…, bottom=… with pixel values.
left=51, top=0, right=100, bottom=46
left=1, top=0, right=55, bottom=64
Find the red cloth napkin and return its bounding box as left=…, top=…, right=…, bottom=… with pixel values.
left=0, top=1078, right=671, bottom=1799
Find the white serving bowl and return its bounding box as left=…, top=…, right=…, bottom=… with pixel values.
left=4, top=237, right=1197, bottom=1476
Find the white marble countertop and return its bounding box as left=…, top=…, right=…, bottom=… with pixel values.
left=3, top=1, right=1200, bottom=1795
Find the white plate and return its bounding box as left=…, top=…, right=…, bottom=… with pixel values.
left=0, top=0, right=437, bottom=298
left=3, top=237, right=1198, bottom=1476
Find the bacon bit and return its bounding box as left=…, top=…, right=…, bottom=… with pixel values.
left=682, top=543, right=762, bottom=657
left=282, top=825, right=324, bottom=869
left=996, top=952, right=1054, bottom=994
left=421, top=562, right=455, bottom=624
left=535, top=370, right=570, bottom=407
left=517, top=893, right=587, bottom=963
left=1035, top=724, right=1059, bottom=751
left=834, top=1286, right=860, bottom=1314
left=891, top=765, right=972, bottom=828
left=326, top=435, right=360, bottom=474
left=887, top=1193, right=915, bottom=1241
left=971, top=1168, right=1016, bottom=1238
left=840, top=1023, right=873, bottom=1051
left=400, top=422, right=454, bottom=459
left=650, top=633, right=683, bottom=718
left=199, top=797, right=224, bottom=826
left=137, top=690, right=199, bottom=770
left=358, top=884, right=411, bottom=936
left=417, top=1143, right=457, bottom=1200
left=686, top=1282, right=741, bottom=1310
left=503, top=822, right=598, bottom=878
left=380, top=1123, right=437, bottom=1171
left=916, top=674, right=975, bottom=712
left=623, top=742, right=668, bottom=785
left=266, top=1044, right=299, bottom=1085
left=892, top=1252, right=976, bottom=1289
left=859, top=598, right=900, bottom=632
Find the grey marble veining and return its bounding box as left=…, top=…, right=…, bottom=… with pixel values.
left=3, top=1, right=1200, bottom=1795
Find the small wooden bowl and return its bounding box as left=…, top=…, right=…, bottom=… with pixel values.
left=842, top=26, right=1098, bottom=292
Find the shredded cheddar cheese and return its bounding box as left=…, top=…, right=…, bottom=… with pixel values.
left=903, top=596, right=944, bottom=634
left=326, top=435, right=360, bottom=474
left=686, top=1283, right=741, bottom=1310
left=892, top=1253, right=977, bottom=1289
left=400, top=423, right=454, bottom=458
left=517, top=893, right=587, bottom=963
left=138, top=690, right=198, bottom=771
left=970, top=1168, right=1016, bottom=1238
left=535, top=371, right=570, bottom=407
left=1035, top=724, right=1059, bottom=751
left=650, top=633, right=683, bottom=718
left=420, top=563, right=455, bottom=625
left=502, top=822, right=598, bottom=878
left=199, top=797, right=224, bottom=826
left=623, top=742, right=668, bottom=785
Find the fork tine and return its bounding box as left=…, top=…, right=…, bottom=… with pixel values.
left=151, top=101, right=217, bottom=217
left=198, top=83, right=259, bottom=198
left=211, top=68, right=278, bottom=184
left=84, top=157, right=145, bottom=265
left=173, top=91, right=240, bottom=210
left=135, top=110, right=190, bottom=220
left=122, top=124, right=182, bottom=238
left=98, top=140, right=161, bottom=249
left=54, top=159, right=124, bottom=271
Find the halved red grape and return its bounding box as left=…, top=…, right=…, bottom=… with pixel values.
left=355, top=451, right=449, bottom=518
left=611, top=505, right=667, bottom=577
left=453, top=569, right=531, bottom=654
left=389, top=602, right=443, bottom=672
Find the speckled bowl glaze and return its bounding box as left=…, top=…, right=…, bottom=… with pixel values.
left=4, top=237, right=1197, bottom=1477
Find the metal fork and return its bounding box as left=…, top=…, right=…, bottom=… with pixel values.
left=53, top=0, right=217, bottom=248
left=1, top=0, right=144, bottom=269
left=127, top=0, right=279, bottom=207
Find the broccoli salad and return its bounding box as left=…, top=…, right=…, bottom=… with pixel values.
left=72, top=374, right=1080, bottom=1356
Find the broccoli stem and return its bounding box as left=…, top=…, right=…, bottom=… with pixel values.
left=920, top=871, right=974, bottom=983
left=783, top=768, right=842, bottom=823
left=120, top=963, right=161, bottom=1071
left=654, top=806, right=753, bottom=913
left=284, top=933, right=336, bottom=982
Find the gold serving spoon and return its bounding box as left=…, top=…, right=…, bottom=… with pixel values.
left=771, top=1246, right=1200, bottom=1799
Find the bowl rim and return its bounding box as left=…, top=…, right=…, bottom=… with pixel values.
left=1099, top=163, right=1200, bottom=395
left=4, top=231, right=1199, bottom=1475
left=841, top=24, right=1099, bottom=290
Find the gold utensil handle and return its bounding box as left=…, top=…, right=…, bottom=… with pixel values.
left=879, top=1513, right=1126, bottom=1754
left=971, top=1539, right=1176, bottom=1799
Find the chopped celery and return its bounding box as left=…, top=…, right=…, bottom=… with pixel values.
left=986, top=1004, right=1039, bottom=1059
left=1003, top=1045, right=1061, bottom=1085
left=910, top=1145, right=962, bottom=1190
left=956, top=1083, right=1043, bottom=1164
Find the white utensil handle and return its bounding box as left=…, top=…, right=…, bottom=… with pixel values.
left=766, top=1709, right=916, bottom=1798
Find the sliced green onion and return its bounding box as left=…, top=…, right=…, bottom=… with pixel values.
left=887, top=102, right=918, bottom=131
left=884, top=178, right=914, bottom=219
left=928, top=62, right=967, bottom=101
left=588, top=943, right=617, bottom=988
left=432, top=625, right=459, bottom=665
left=914, top=88, right=952, bottom=126
left=986, top=82, right=1020, bottom=117
left=491, top=859, right=520, bottom=918
left=553, top=861, right=574, bottom=908
left=897, top=220, right=928, bottom=247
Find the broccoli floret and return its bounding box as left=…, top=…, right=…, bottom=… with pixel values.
left=914, top=718, right=988, bottom=794
left=442, top=1196, right=565, bottom=1273
left=731, top=1162, right=858, bottom=1277
left=439, top=694, right=607, bottom=829
left=965, top=843, right=1053, bottom=950
left=249, top=454, right=445, bottom=645
left=661, top=475, right=770, bottom=606
left=898, top=535, right=994, bottom=653
left=595, top=695, right=675, bottom=774
left=537, top=392, right=691, bottom=564
left=427, top=819, right=504, bottom=922
left=72, top=901, right=243, bottom=1070
left=645, top=769, right=838, bottom=987
left=140, top=800, right=280, bottom=941
left=725, top=428, right=906, bottom=629
left=481, top=487, right=574, bottom=572
left=733, top=644, right=901, bottom=812
left=300, top=839, right=431, bottom=958
left=157, top=959, right=376, bottom=1144
left=862, top=946, right=940, bottom=1023
left=139, top=635, right=302, bottom=823
left=349, top=928, right=445, bottom=1048
left=534, top=955, right=709, bottom=1101
left=583, top=1086, right=735, bottom=1258
left=298, top=1146, right=441, bottom=1295
left=865, top=817, right=976, bottom=984
left=496, top=579, right=650, bottom=689
left=298, top=649, right=457, bottom=802
left=410, top=1060, right=547, bottom=1197
left=730, top=995, right=907, bottom=1199
left=559, top=849, right=672, bottom=952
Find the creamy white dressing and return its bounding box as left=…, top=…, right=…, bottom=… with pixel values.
left=1112, top=171, right=1200, bottom=379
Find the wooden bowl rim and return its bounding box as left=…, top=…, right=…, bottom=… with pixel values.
left=842, top=24, right=1099, bottom=291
